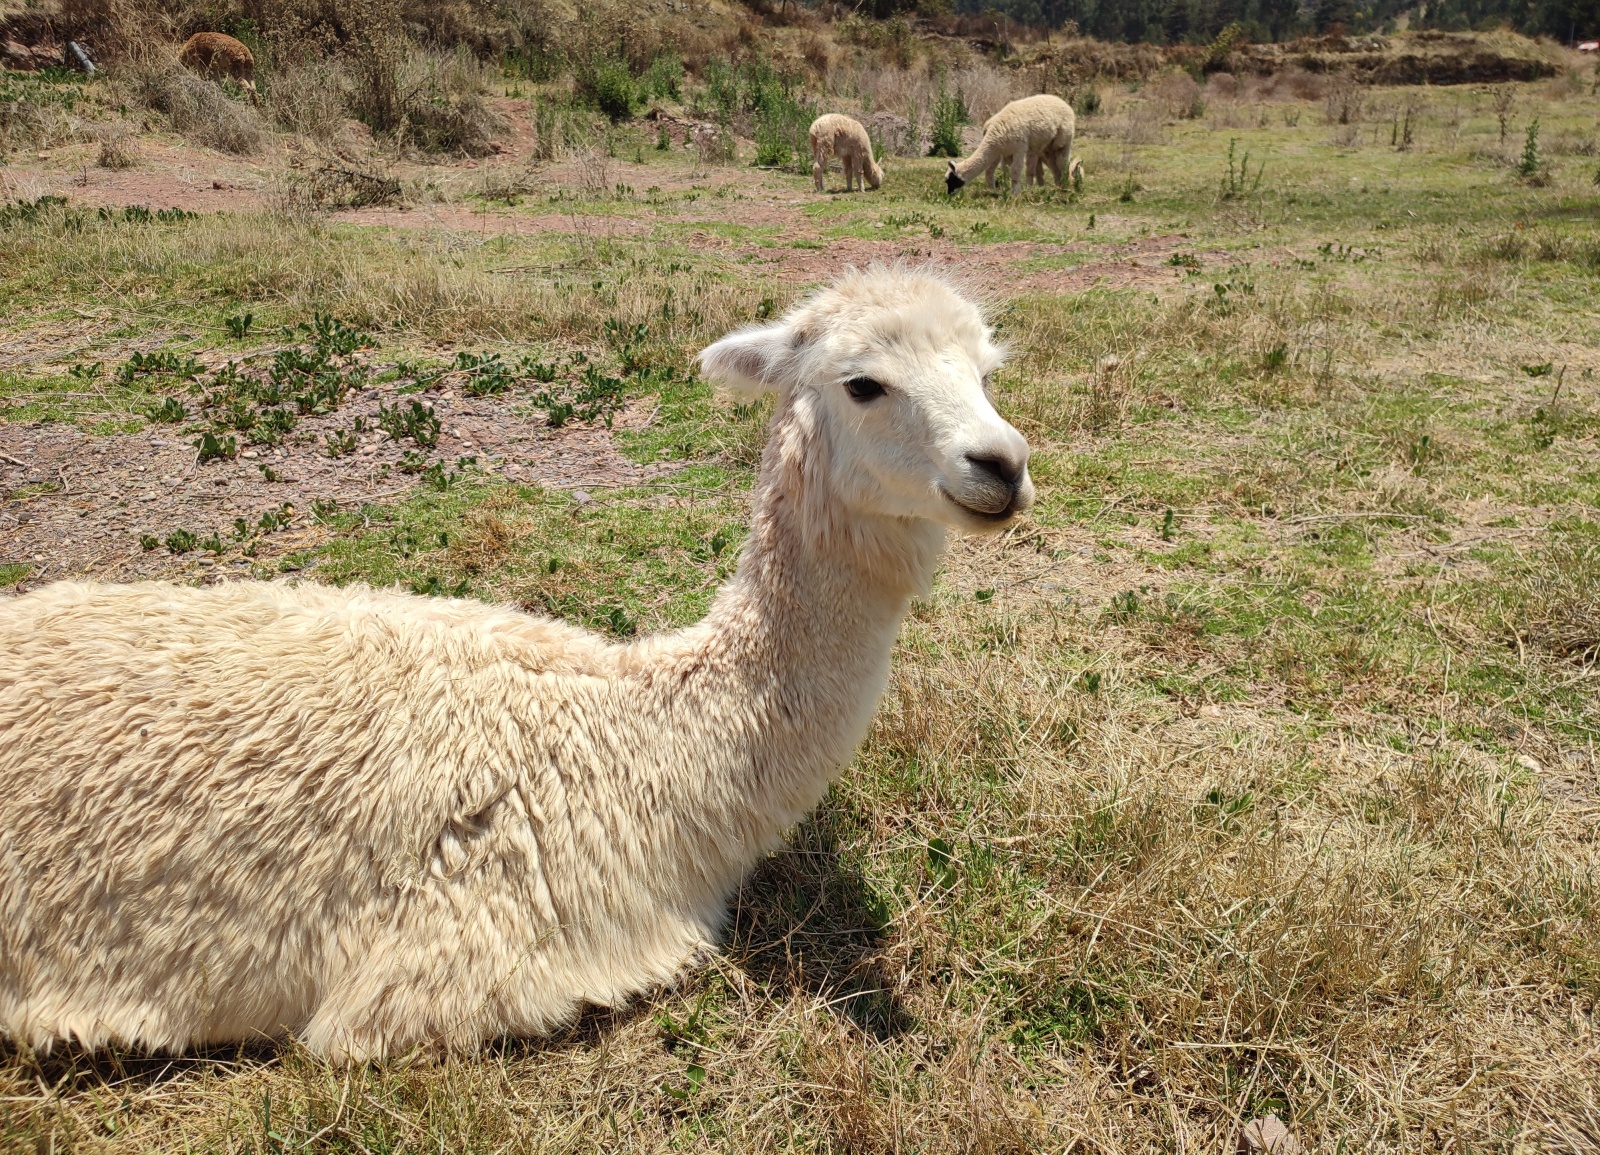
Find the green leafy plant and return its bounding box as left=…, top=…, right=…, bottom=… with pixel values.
left=927, top=836, right=959, bottom=890
left=164, top=528, right=197, bottom=553
left=928, top=84, right=968, bottom=158
left=225, top=313, right=254, bottom=340
left=139, top=534, right=159, bottom=551
left=1219, top=138, right=1265, bottom=200
left=325, top=429, right=356, bottom=457
left=451, top=351, right=518, bottom=397
left=1518, top=120, right=1542, bottom=178
left=258, top=504, right=293, bottom=533
left=142, top=397, right=188, bottom=423
left=194, top=431, right=237, bottom=463
left=590, top=58, right=637, bottom=122
left=378, top=400, right=441, bottom=447
left=118, top=350, right=204, bottom=386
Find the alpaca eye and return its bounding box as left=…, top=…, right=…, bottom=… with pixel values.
left=844, top=377, right=885, bottom=402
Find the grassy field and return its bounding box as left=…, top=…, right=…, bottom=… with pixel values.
left=2, top=55, right=1600, bottom=1153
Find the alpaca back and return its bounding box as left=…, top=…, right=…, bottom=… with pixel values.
left=178, top=32, right=255, bottom=84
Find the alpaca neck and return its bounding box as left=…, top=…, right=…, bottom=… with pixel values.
left=953, top=147, right=995, bottom=183
left=653, top=393, right=945, bottom=868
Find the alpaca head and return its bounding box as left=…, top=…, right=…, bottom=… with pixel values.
left=945, top=161, right=965, bottom=194
left=698, top=266, right=1032, bottom=534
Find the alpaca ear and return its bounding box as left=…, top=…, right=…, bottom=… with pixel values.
left=697, top=322, right=799, bottom=397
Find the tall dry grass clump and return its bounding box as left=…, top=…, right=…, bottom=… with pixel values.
left=93, top=120, right=140, bottom=168
left=122, top=50, right=267, bottom=155
left=348, top=38, right=505, bottom=155
left=265, top=58, right=353, bottom=143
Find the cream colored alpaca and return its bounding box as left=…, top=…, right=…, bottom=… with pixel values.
left=0, top=267, right=1032, bottom=1061
left=947, top=94, right=1075, bottom=195
left=809, top=113, right=882, bottom=192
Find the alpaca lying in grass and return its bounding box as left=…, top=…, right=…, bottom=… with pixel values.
left=0, top=267, right=1033, bottom=1061
left=947, top=94, right=1075, bottom=195
left=809, top=113, right=883, bottom=192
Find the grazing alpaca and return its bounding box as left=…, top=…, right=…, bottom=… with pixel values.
left=0, top=267, right=1032, bottom=1061
left=177, top=32, right=258, bottom=102
left=946, top=94, right=1075, bottom=195
left=809, top=113, right=883, bottom=192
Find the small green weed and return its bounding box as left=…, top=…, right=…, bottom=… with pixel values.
left=142, top=397, right=187, bottom=423
left=194, top=431, right=237, bottom=463
left=378, top=400, right=441, bottom=447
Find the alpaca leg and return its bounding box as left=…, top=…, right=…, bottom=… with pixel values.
left=844, top=156, right=857, bottom=192
left=813, top=152, right=825, bottom=193
left=1043, top=148, right=1064, bottom=187
left=984, top=160, right=999, bottom=189
left=1008, top=153, right=1026, bottom=194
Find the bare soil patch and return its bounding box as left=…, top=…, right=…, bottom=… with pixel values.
left=1, top=384, right=672, bottom=585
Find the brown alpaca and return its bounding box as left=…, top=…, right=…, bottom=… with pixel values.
left=178, top=33, right=257, bottom=102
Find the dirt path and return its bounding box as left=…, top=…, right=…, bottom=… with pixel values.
left=1, top=383, right=672, bottom=584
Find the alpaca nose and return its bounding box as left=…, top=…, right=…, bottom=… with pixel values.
left=965, top=451, right=1026, bottom=490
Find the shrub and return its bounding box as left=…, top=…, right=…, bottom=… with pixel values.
left=744, top=60, right=812, bottom=170
left=753, top=91, right=812, bottom=169
left=584, top=57, right=637, bottom=122
left=639, top=54, right=683, bottom=103
left=928, top=84, right=968, bottom=158
left=95, top=121, right=138, bottom=169
left=350, top=39, right=504, bottom=155
left=1518, top=119, right=1543, bottom=180
left=264, top=59, right=350, bottom=142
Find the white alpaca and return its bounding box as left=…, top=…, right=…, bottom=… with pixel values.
left=946, top=94, right=1075, bottom=195
left=809, top=113, right=882, bottom=192
left=0, top=267, right=1033, bottom=1061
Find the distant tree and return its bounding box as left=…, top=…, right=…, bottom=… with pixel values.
left=1315, top=0, right=1357, bottom=31
left=1164, top=0, right=1192, bottom=39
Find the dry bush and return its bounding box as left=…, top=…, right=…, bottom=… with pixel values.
left=265, top=58, right=352, bottom=143
left=691, top=122, right=736, bottom=167
left=93, top=120, right=140, bottom=168
left=0, top=100, right=75, bottom=154
left=575, top=145, right=611, bottom=196
left=348, top=37, right=505, bottom=155
left=1325, top=74, right=1365, bottom=125
left=1205, top=71, right=1238, bottom=100
left=1247, top=67, right=1325, bottom=103
left=955, top=61, right=1022, bottom=124
left=530, top=97, right=593, bottom=162
left=284, top=160, right=403, bottom=210
left=802, top=31, right=832, bottom=75
left=1153, top=69, right=1204, bottom=119
left=1115, top=99, right=1165, bottom=145
left=124, top=53, right=267, bottom=155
